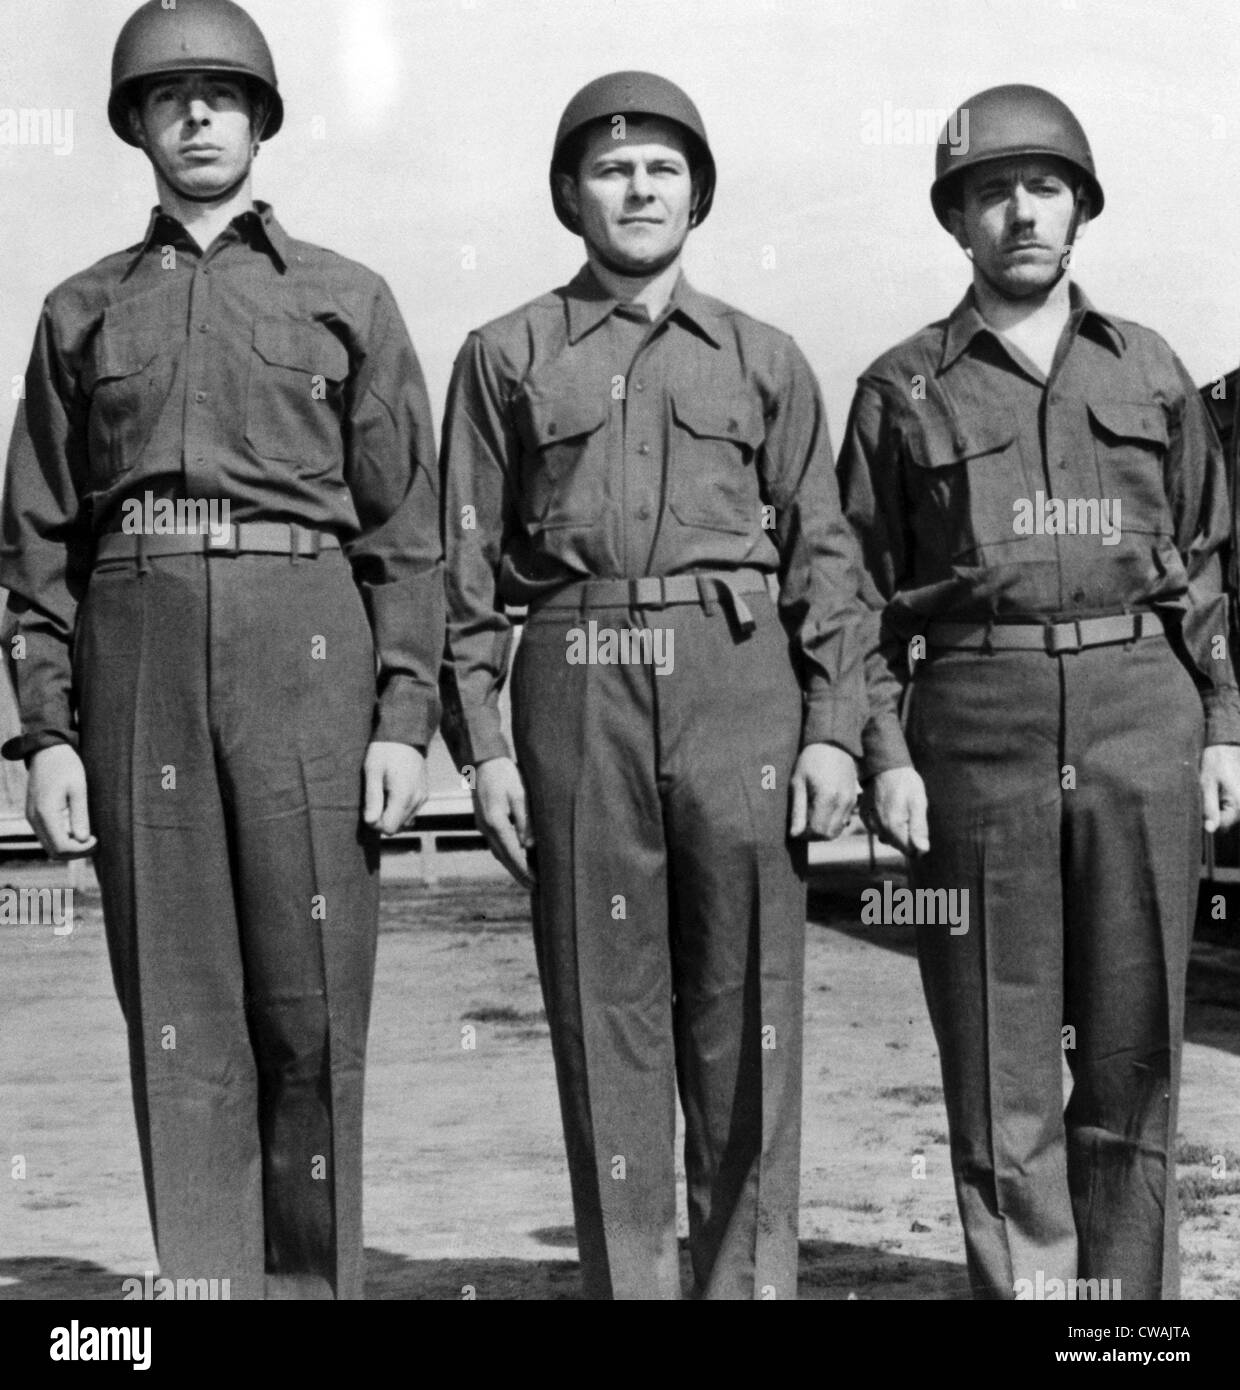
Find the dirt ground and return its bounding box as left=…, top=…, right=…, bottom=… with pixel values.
left=1, top=863, right=1238, bottom=1301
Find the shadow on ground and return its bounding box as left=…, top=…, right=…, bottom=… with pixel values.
left=0, top=1241, right=970, bottom=1301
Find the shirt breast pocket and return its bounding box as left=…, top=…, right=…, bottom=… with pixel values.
left=84, top=329, right=169, bottom=487
left=516, top=390, right=607, bottom=532
left=906, top=411, right=1028, bottom=561
left=1086, top=399, right=1170, bottom=536
left=245, top=318, right=350, bottom=471
left=668, top=391, right=766, bottom=535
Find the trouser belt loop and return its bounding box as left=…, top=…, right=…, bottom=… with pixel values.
left=695, top=574, right=720, bottom=618
left=713, top=577, right=756, bottom=635
left=1122, top=608, right=1138, bottom=650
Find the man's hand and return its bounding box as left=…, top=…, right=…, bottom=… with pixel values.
left=473, top=756, right=535, bottom=889
left=789, top=743, right=858, bottom=841
left=363, top=742, right=428, bottom=835
left=1201, top=744, right=1240, bottom=835
left=26, top=743, right=97, bottom=858
left=861, top=765, right=930, bottom=857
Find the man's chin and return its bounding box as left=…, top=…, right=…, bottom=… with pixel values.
left=990, top=268, right=1063, bottom=300
left=591, top=239, right=685, bottom=279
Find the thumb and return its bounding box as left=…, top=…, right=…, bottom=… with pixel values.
left=789, top=772, right=807, bottom=838
left=363, top=757, right=386, bottom=827
left=67, top=778, right=93, bottom=845
left=1202, top=770, right=1221, bottom=834
left=511, top=783, right=533, bottom=847
left=908, top=786, right=930, bottom=855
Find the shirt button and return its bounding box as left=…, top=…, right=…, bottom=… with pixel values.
left=199, top=323, right=211, bottom=333
left=727, top=419, right=739, bottom=434
left=1059, top=457, right=1069, bottom=470
left=637, top=504, right=652, bottom=520
left=637, top=442, right=651, bottom=456
left=547, top=422, right=558, bottom=437
left=195, top=391, right=207, bottom=403
left=634, top=380, right=645, bottom=393
left=1072, top=589, right=1086, bottom=604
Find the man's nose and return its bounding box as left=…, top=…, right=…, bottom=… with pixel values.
left=626, top=165, right=655, bottom=200
left=1007, top=184, right=1035, bottom=224
left=183, top=97, right=213, bottom=128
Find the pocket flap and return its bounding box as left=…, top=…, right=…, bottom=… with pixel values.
left=1087, top=400, right=1169, bottom=448
left=671, top=392, right=765, bottom=448
left=253, top=319, right=349, bottom=378
left=909, top=413, right=1016, bottom=468
left=524, top=390, right=607, bottom=446
left=89, top=330, right=162, bottom=386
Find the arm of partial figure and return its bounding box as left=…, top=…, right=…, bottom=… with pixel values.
left=763, top=341, right=869, bottom=839
left=1163, top=355, right=1240, bottom=831
left=836, top=379, right=929, bottom=857
left=0, top=300, right=97, bottom=855
left=340, top=278, right=445, bottom=834
left=438, top=334, right=534, bottom=886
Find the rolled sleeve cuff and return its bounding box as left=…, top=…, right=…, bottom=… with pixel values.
left=373, top=676, right=440, bottom=751
left=1, top=728, right=76, bottom=763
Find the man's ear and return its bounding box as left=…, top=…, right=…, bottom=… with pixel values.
left=556, top=170, right=580, bottom=223
left=246, top=84, right=267, bottom=146
left=127, top=103, right=148, bottom=150
left=945, top=205, right=971, bottom=254
left=1072, top=202, right=1091, bottom=242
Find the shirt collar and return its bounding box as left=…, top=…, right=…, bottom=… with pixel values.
left=123, top=199, right=290, bottom=277
left=938, top=281, right=1126, bottom=373
left=564, top=263, right=722, bottom=348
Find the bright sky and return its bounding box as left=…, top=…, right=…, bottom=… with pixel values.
left=2, top=0, right=1238, bottom=457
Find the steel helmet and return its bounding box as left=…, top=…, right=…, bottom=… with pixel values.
left=550, top=71, right=716, bottom=232
left=930, top=84, right=1103, bottom=229
left=109, top=0, right=283, bottom=146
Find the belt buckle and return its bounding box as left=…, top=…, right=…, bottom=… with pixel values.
left=1045, top=618, right=1082, bottom=655
left=631, top=576, right=663, bottom=608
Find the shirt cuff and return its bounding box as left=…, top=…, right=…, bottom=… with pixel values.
left=1203, top=688, right=1240, bottom=747
left=372, top=675, right=440, bottom=750
left=801, top=692, right=863, bottom=759
left=439, top=697, right=512, bottom=770
left=860, top=713, right=912, bottom=780
left=1, top=729, right=76, bottom=763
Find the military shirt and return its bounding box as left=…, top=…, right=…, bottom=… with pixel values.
left=439, top=265, right=867, bottom=767
left=0, top=202, right=443, bottom=758
left=837, top=283, right=1240, bottom=775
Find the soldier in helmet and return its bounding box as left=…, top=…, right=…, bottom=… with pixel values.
left=838, top=84, right=1240, bottom=1299
left=0, top=0, right=443, bottom=1298
left=440, top=72, right=866, bottom=1298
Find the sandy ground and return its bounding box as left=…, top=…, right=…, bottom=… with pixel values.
left=1, top=863, right=1238, bottom=1302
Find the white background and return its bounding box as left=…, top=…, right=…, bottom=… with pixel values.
left=1, top=0, right=1238, bottom=457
